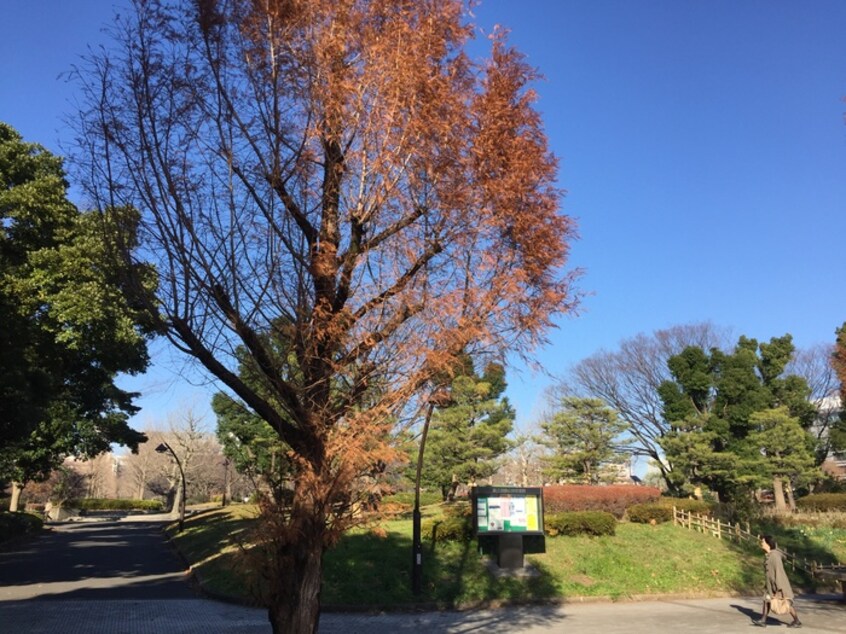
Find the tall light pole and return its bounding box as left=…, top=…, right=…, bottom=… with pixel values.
left=156, top=442, right=186, bottom=532
left=412, top=388, right=449, bottom=595
left=411, top=400, right=436, bottom=595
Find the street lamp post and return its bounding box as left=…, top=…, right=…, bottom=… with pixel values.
left=156, top=442, right=186, bottom=532
left=411, top=400, right=436, bottom=595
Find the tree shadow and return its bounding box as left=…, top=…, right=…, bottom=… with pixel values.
left=0, top=520, right=196, bottom=600
left=319, top=526, right=559, bottom=619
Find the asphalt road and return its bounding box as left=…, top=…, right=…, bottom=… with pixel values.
left=0, top=519, right=844, bottom=633
left=0, top=519, right=194, bottom=601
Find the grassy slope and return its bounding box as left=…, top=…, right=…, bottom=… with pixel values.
left=169, top=505, right=846, bottom=608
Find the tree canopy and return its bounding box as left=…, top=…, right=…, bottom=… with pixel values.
left=420, top=359, right=514, bottom=500
left=0, top=122, right=153, bottom=491
left=658, top=334, right=818, bottom=508
left=538, top=396, right=630, bottom=484
left=552, top=322, right=731, bottom=489
left=73, top=1, right=578, bottom=630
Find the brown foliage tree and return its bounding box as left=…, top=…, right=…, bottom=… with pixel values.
left=73, top=1, right=577, bottom=631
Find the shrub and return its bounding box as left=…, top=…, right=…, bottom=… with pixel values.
left=381, top=491, right=442, bottom=507
left=0, top=511, right=43, bottom=543
left=627, top=503, right=674, bottom=524
left=443, top=500, right=472, bottom=519
left=420, top=500, right=473, bottom=542
left=796, top=493, right=846, bottom=512
left=542, top=485, right=660, bottom=518
left=545, top=511, right=616, bottom=537
left=766, top=511, right=846, bottom=529
left=422, top=514, right=473, bottom=542
left=70, top=498, right=164, bottom=512
left=627, top=498, right=715, bottom=524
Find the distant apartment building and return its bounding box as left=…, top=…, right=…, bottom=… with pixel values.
left=816, top=395, right=846, bottom=480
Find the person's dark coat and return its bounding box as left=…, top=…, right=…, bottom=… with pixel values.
left=764, top=549, right=794, bottom=600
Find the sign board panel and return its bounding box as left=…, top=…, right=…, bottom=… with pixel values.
left=471, top=486, right=544, bottom=536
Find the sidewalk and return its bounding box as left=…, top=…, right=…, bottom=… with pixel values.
left=1, top=594, right=844, bottom=633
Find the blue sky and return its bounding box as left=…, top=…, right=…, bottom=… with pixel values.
left=3, top=1, right=846, bottom=434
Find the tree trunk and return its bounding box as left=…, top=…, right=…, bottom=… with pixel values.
left=785, top=479, right=797, bottom=512
left=267, top=533, right=324, bottom=634
left=173, top=479, right=184, bottom=518
left=9, top=482, right=24, bottom=512
left=772, top=476, right=787, bottom=513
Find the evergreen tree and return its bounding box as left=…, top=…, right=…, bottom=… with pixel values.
left=748, top=407, right=818, bottom=511
left=538, top=397, right=630, bottom=484
left=421, top=360, right=514, bottom=500
left=659, top=334, right=816, bottom=508
left=830, top=323, right=846, bottom=453
left=0, top=123, right=154, bottom=504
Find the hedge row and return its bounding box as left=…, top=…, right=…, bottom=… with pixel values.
left=381, top=491, right=443, bottom=507
left=69, top=498, right=164, bottom=511
left=542, top=484, right=661, bottom=518
left=0, top=511, right=43, bottom=543
left=627, top=498, right=714, bottom=524
left=545, top=511, right=616, bottom=536
left=796, top=493, right=846, bottom=512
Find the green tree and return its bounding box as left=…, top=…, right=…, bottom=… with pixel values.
left=421, top=361, right=515, bottom=501
left=0, top=123, right=153, bottom=508
left=658, top=334, right=815, bottom=508
left=748, top=407, right=818, bottom=511
left=538, top=397, right=630, bottom=484
left=214, top=395, right=288, bottom=497
left=830, top=323, right=846, bottom=453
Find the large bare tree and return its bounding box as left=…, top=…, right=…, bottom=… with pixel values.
left=73, top=1, right=577, bottom=631
left=553, top=322, right=731, bottom=491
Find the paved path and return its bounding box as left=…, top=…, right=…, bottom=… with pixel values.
left=1, top=595, right=845, bottom=633
left=0, top=519, right=194, bottom=601
left=1, top=519, right=844, bottom=632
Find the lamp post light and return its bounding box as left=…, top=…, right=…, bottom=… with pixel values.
left=412, top=389, right=449, bottom=596
left=156, top=442, right=186, bottom=532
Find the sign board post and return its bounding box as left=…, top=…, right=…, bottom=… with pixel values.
left=471, top=485, right=545, bottom=569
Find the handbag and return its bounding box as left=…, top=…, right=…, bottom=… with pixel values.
left=770, top=591, right=790, bottom=615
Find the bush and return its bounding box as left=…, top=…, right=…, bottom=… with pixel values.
left=422, top=514, right=473, bottom=542
left=420, top=500, right=473, bottom=542
left=0, top=511, right=43, bottom=543
left=766, top=511, right=846, bottom=529
left=627, top=503, right=674, bottom=524
left=627, top=498, right=715, bottom=524
left=796, top=493, right=846, bottom=512
left=543, top=485, right=660, bottom=518
left=545, top=511, right=616, bottom=537
left=69, top=498, right=164, bottom=512
left=382, top=491, right=442, bottom=507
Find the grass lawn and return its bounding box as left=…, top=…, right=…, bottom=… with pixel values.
left=169, top=504, right=846, bottom=608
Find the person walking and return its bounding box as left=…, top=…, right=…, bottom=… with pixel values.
left=752, top=534, right=801, bottom=628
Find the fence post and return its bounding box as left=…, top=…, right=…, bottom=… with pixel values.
left=673, top=506, right=677, bottom=527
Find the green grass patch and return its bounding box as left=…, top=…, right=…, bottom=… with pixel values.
left=168, top=505, right=260, bottom=599
left=170, top=505, right=846, bottom=608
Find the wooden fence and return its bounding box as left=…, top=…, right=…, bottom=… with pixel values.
left=671, top=507, right=842, bottom=578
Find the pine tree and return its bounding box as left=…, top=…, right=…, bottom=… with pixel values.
left=421, top=360, right=514, bottom=500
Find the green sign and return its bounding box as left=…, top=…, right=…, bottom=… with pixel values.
left=473, top=486, right=543, bottom=535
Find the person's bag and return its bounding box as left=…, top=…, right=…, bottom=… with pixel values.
left=770, top=591, right=790, bottom=615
